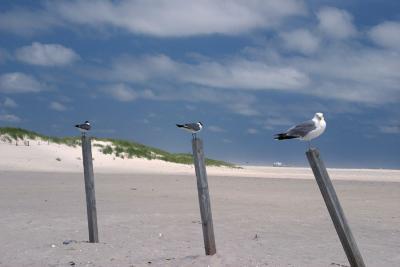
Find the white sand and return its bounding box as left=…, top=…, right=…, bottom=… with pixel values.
left=1, top=137, right=399, bottom=182
left=0, top=172, right=399, bottom=267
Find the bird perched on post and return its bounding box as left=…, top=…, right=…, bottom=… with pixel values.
left=176, top=122, right=203, bottom=138
left=274, top=113, right=326, bottom=148
left=75, top=121, right=91, bottom=134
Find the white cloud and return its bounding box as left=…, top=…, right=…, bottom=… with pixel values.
left=99, top=39, right=400, bottom=106
left=369, top=21, right=400, bottom=50
left=0, top=114, right=21, bottom=123
left=264, top=116, right=294, bottom=130
left=100, top=82, right=262, bottom=116
left=16, top=42, right=79, bottom=66
left=380, top=125, right=400, bottom=134
left=0, top=72, right=45, bottom=93
left=103, top=83, right=137, bottom=102
left=0, top=1, right=306, bottom=37
left=110, top=55, right=310, bottom=91
left=187, top=88, right=261, bottom=116
left=317, top=7, right=356, bottom=39
left=183, top=59, right=309, bottom=90
left=50, top=0, right=306, bottom=37
left=280, top=29, right=320, bottom=54
left=0, top=8, right=60, bottom=36
left=172, top=87, right=261, bottom=116
left=237, top=34, right=399, bottom=105
left=49, top=101, right=67, bottom=111
left=100, top=39, right=400, bottom=105
left=229, top=102, right=260, bottom=116
left=3, top=97, right=17, bottom=108
left=290, top=46, right=400, bottom=103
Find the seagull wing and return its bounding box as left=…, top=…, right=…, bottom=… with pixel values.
left=76, top=123, right=91, bottom=131
left=184, top=123, right=201, bottom=131
left=286, top=120, right=316, bottom=138
left=82, top=124, right=91, bottom=131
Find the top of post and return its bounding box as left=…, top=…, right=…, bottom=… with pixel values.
left=192, top=135, right=202, bottom=143
left=192, top=133, right=201, bottom=141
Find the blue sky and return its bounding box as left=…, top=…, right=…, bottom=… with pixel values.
left=0, top=0, right=399, bottom=168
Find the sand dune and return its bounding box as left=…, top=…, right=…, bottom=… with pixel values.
left=0, top=138, right=399, bottom=182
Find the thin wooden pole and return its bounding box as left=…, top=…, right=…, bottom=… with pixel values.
left=192, top=137, right=216, bottom=255
left=81, top=134, right=99, bottom=243
left=306, top=148, right=365, bottom=267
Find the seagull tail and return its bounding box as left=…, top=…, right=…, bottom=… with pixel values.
left=274, top=133, right=297, bottom=140
left=176, top=124, right=184, bottom=128
left=74, top=124, right=79, bottom=128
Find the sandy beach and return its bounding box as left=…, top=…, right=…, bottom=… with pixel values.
left=1, top=171, right=399, bottom=267
left=0, top=139, right=399, bottom=266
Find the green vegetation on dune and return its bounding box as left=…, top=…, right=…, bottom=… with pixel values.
left=103, top=138, right=235, bottom=167
left=0, top=127, right=235, bottom=167
left=0, top=127, right=45, bottom=140
left=0, top=127, right=80, bottom=147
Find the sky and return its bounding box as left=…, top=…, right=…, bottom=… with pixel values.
left=0, top=0, right=399, bottom=169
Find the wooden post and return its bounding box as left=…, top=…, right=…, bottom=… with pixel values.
left=192, top=137, right=216, bottom=255
left=306, top=148, right=365, bottom=267
left=81, top=134, right=99, bottom=243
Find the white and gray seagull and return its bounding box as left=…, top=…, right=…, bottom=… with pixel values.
left=274, top=113, right=326, bottom=147
left=75, top=121, right=91, bottom=134
left=176, top=122, right=203, bottom=138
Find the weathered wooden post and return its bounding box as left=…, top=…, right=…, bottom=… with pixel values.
left=192, top=137, right=216, bottom=255
left=306, top=148, right=365, bottom=267
left=81, top=134, right=99, bottom=243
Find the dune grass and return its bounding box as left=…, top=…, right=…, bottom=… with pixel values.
left=0, top=127, right=80, bottom=147
left=102, top=138, right=234, bottom=167
left=0, top=127, right=235, bottom=167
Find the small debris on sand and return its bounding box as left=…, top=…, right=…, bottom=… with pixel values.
left=63, top=240, right=78, bottom=245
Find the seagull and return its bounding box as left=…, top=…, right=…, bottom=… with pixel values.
left=75, top=121, right=91, bottom=134
left=274, top=113, right=326, bottom=148
left=176, top=122, right=203, bottom=138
